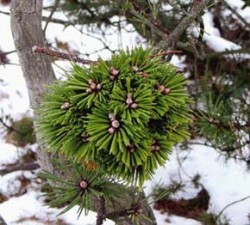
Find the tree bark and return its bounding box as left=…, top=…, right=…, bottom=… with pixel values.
left=10, top=1, right=156, bottom=224
left=10, top=0, right=56, bottom=173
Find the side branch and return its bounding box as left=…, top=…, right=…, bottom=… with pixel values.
left=156, top=0, right=210, bottom=50
left=0, top=162, right=40, bottom=176
left=32, top=46, right=97, bottom=64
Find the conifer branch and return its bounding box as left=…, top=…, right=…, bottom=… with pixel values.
left=32, top=46, right=97, bottom=64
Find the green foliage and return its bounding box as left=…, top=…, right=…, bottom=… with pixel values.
left=39, top=162, right=123, bottom=217
left=38, top=47, right=191, bottom=187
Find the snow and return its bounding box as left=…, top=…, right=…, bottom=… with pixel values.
left=1, top=2, right=250, bottom=225
left=0, top=191, right=114, bottom=225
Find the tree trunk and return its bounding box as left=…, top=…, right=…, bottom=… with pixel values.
left=10, top=1, right=156, bottom=224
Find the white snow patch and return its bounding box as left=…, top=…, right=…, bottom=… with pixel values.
left=0, top=191, right=114, bottom=225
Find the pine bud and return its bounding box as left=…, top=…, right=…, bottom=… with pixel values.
left=60, top=102, right=70, bottom=110
left=96, top=84, right=102, bottom=90
left=86, top=88, right=92, bottom=93
left=80, top=180, right=88, bottom=189
left=126, top=97, right=133, bottom=105
left=90, top=82, right=97, bottom=90
left=163, top=88, right=171, bottom=94
left=158, top=84, right=165, bottom=92
left=111, top=120, right=120, bottom=128
left=132, top=66, right=139, bottom=73
left=108, top=113, right=115, bottom=121
left=130, top=103, right=138, bottom=109
left=108, top=127, right=116, bottom=134
left=109, top=67, right=119, bottom=76
left=88, top=79, right=94, bottom=84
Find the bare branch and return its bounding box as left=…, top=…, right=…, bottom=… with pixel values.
left=223, top=1, right=250, bottom=30
left=156, top=0, right=210, bottom=50
left=0, top=162, right=40, bottom=176
left=32, top=46, right=97, bottom=64
left=43, top=0, right=60, bottom=35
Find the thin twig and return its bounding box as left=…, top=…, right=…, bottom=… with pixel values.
left=0, top=117, right=21, bottom=134
left=32, top=46, right=97, bottom=64
left=156, top=0, right=210, bottom=50
left=0, top=162, right=40, bottom=176
left=223, top=1, right=250, bottom=30
left=43, top=0, right=60, bottom=36
left=151, top=50, right=183, bottom=57
left=217, top=195, right=250, bottom=219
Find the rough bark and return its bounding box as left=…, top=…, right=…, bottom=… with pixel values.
left=10, top=0, right=56, bottom=173
left=10, top=1, right=156, bottom=224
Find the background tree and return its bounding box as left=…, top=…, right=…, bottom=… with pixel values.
left=0, top=0, right=249, bottom=224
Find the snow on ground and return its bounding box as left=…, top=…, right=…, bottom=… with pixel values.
left=145, top=144, right=250, bottom=225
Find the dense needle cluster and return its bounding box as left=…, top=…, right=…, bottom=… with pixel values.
left=38, top=47, right=191, bottom=186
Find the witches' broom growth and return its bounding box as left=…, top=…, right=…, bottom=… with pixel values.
left=38, top=47, right=191, bottom=217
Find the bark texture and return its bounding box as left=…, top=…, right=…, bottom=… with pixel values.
left=10, top=1, right=156, bottom=224
left=10, top=0, right=56, bottom=173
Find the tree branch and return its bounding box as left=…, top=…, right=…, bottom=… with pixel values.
left=43, top=0, right=60, bottom=35
left=223, top=1, right=250, bottom=30
left=156, top=0, right=210, bottom=50
left=0, top=162, right=40, bottom=176
left=32, top=46, right=97, bottom=64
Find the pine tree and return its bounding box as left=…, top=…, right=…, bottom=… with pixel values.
left=6, top=0, right=250, bottom=224
left=37, top=47, right=191, bottom=221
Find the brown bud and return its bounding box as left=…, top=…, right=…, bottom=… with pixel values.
left=88, top=79, right=94, bottom=84
left=163, top=88, right=170, bottom=94
left=96, top=84, right=102, bottom=90
left=139, top=72, right=149, bottom=78
left=158, top=85, right=165, bottom=92
left=155, top=145, right=160, bottom=151
left=90, top=82, right=97, bottom=90
left=132, top=66, right=139, bottom=73
left=111, top=120, right=120, bottom=128
left=108, top=127, right=116, bottom=134
left=130, top=103, right=138, bottom=109
left=110, top=75, right=116, bottom=81
left=60, top=102, right=70, bottom=110
left=109, top=67, right=119, bottom=76
left=108, top=113, right=115, bottom=121
left=80, top=180, right=88, bottom=189
left=126, top=97, right=133, bottom=105
left=86, top=88, right=92, bottom=93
